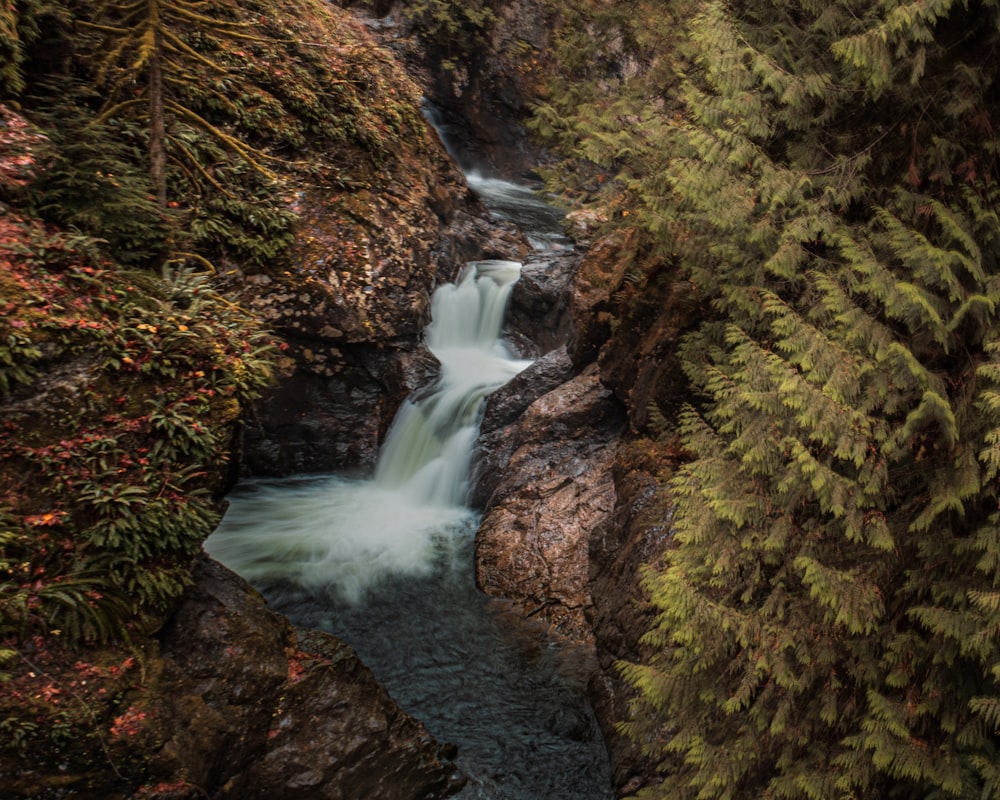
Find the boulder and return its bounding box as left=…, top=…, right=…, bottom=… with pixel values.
left=505, top=251, right=580, bottom=358
left=146, top=558, right=465, bottom=800
left=474, top=365, right=626, bottom=640
left=0, top=558, right=464, bottom=800
left=472, top=346, right=576, bottom=508
left=240, top=342, right=441, bottom=475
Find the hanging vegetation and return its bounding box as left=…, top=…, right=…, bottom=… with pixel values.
left=537, top=0, right=1000, bottom=796
left=0, top=216, right=278, bottom=656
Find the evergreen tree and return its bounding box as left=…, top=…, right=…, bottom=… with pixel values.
left=73, top=0, right=267, bottom=207
left=577, top=0, right=1000, bottom=797
left=0, top=0, right=51, bottom=95
left=531, top=0, right=691, bottom=219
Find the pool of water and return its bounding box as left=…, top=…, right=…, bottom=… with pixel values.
left=215, top=492, right=612, bottom=800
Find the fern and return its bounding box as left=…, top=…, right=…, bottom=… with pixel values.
left=1, top=242, right=277, bottom=648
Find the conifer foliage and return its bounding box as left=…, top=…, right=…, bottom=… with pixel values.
left=76, top=0, right=259, bottom=207
left=562, top=0, right=1000, bottom=797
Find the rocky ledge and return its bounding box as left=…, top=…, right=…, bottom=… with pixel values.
left=151, top=558, right=464, bottom=800
left=474, top=363, right=625, bottom=640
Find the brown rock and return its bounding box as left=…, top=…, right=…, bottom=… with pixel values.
left=235, top=131, right=529, bottom=477
left=474, top=365, right=625, bottom=640
left=241, top=342, right=441, bottom=475
left=225, top=627, right=464, bottom=800
left=147, top=557, right=464, bottom=800
left=351, top=1, right=558, bottom=180
left=0, top=558, right=463, bottom=800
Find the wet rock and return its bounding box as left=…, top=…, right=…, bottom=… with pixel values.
left=242, top=343, right=440, bottom=475
left=472, top=346, right=576, bottom=508
left=147, top=558, right=292, bottom=791
left=3, top=558, right=463, bottom=800
left=440, top=200, right=531, bottom=267
left=147, top=557, right=464, bottom=800
left=474, top=365, right=626, bottom=640
left=227, top=626, right=465, bottom=800
left=351, top=2, right=557, bottom=180
left=506, top=251, right=579, bottom=358
left=480, top=346, right=575, bottom=433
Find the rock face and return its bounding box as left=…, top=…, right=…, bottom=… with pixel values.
left=146, top=558, right=464, bottom=800
left=470, top=209, right=697, bottom=796
left=349, top=1, right=557, bottom=180
left=505, top=250, right=580, bottom=358
left=474, top=365, right=626, bottom=640
left=474, top=346, right=577, bottom=451
left=236, top=141, right=529, bottom=476
left=208, top=1, right=536, bottom=479
left=240, top=341, right=441, bottom=475
left=586, top=441, right=676, bottom=795
left=471, top=233, right=628, bottom=643
left=433, top=0, right=555, bottom=178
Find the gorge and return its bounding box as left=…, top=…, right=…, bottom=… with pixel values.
left=207, top=249, right=613, bottom=799
left=1, top=1, right=659, bottom=797
left=8, top=0, right=997, bottom=798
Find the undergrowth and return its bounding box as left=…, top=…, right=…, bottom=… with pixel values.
left=0, top=216, right=278, bottom=662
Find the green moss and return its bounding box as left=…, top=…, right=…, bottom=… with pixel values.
left=11, top=0, right=429, bottom=274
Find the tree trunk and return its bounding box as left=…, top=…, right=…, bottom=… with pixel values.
left=148, top=0, right=167, bottom=207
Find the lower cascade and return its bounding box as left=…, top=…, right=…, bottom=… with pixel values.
left=207, top=260, right=614, bottom=799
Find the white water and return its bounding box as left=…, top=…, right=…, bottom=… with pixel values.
left=465, top=173, right=570, bottom=251
left=206, top=177, right=614, bottom=799
left=206, top=260, right=531, bottom=603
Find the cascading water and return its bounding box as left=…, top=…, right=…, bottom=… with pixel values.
left=210, top=93, right=611, bottom=794
left=206, top=252, right=614, bottom=798
left=374, top=260, right=530, bottom=507
left=421, top=100, right=571, bottom=252
left=465, top=174, right=572, bottom=252
left=207, top=260, right=529, bottom=602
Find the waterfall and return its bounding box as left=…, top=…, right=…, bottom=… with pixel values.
left=375, top=260, right=529, bottom=506
left=205, top=260, right=530, bottom=603
left=205, top=178, right=614, bottom=800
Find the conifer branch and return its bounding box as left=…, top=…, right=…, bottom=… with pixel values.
left=163, top=99, right=278, bottom=179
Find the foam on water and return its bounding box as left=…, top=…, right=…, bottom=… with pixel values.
left=207, top=261, right=530, bottom=602
left=206, top=475, right=476, bottom=603
left=204, top=190, right=614, bottom=799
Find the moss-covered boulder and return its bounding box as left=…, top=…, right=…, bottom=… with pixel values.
left=2, top=558, right=463, bottom=799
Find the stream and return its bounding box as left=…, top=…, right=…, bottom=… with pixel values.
left=206, top=159, right=614, bottom=799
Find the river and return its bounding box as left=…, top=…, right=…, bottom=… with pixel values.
left=206, top=164, right=614, bottom=799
